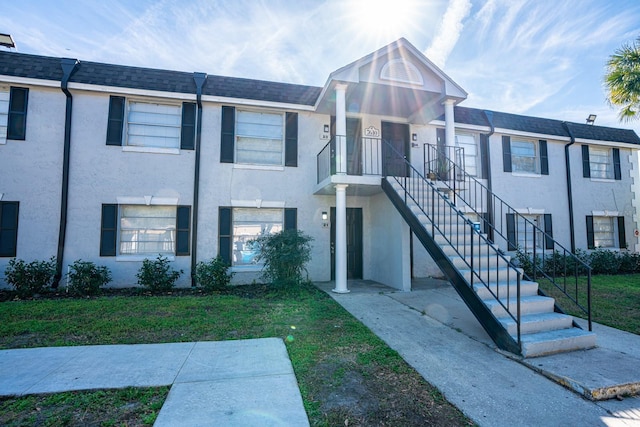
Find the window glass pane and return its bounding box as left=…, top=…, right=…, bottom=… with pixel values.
left=593, top=216, right=614, bottom=248
left=516, top=214, right=544, bottom=249
left=232, top=208, right=283, bottom=266
left=511, top=140, right=537, bottom=173
left=119, top=205, right=176, bottom=255
left=126, top=102, right=181, bottom=149
left=589, top=147, right=612, bottom=179
left=236, top=111, right=284, bottom=165
left=0, top=89, right=8, bottom=141
left=455, top=133, right=477, bottom=176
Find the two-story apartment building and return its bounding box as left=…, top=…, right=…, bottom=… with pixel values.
left=3, top=38, right=638, bottom=355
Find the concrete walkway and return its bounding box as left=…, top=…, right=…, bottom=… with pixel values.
left=317, top=279, right=640, bottom=427
left=0, top=338, right=309, bottom=426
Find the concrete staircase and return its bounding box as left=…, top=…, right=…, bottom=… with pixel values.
left=387, top=178, right=596, bottom=358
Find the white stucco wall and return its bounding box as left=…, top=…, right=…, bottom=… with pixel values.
left=0, top=87, right=65, bottom=286
left=369, top=192, right=411, bottom=291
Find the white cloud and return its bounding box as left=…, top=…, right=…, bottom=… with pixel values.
left=424, top=0, right=472, bottom=68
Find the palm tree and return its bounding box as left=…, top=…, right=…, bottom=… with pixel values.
left=605, top=36, right=640, bottom=122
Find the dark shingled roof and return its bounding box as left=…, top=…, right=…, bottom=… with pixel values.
left=444, top=106, right=640, bottom=145
left=2, top=51, right=639, bottom=145
left=0, top=51, right=322, bottom=106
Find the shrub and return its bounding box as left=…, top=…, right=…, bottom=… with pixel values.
left=195, top=256, right=234, bottom=292
left=136, top=255, right=183, bottom=293
left=619, top=251, right=640, bottom=273
left=66, top=260, right=112, bottom=296
left=251, top=229, right=313, bottom=287
left=589, top=248, right=622, bottom=275
left=4, top=257, right=57, bottom=298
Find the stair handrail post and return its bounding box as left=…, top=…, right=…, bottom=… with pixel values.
left=587, top=269, right=592, bottom=331
left=517, top=270, right=522, bottom=348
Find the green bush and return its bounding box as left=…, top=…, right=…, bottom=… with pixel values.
left=136, top=255, right=183, bottom=293
left=619, top=251, right=640, bottom=273
left=251, top=229, right=313, bottom=287
left=195, top=256, right=234, bottom=292
left=4, top=257, right=57, bottom=298
left=589, top=248, right=622, bottom=275
left=66, top=260, right=112, bottom=296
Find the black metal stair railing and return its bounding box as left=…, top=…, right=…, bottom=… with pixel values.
left=381, top=140, right=524, bottom=352
left=423, top=143, right=592, bottom=331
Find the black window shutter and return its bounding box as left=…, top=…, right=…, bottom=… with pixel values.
left=176, top=205, right=191, bottom=255
left=506, top=213, right=516, bottom=251
left=502, top=136, right=512, bottom=172
left=543, top=213, right=554, bottom=250
left=106, top=96, right=125, bottom=146
left=7, top=87, right=28, bottom=140
left=285, top=112, right=298, bottom=167
left=220, top=106, right=235, bottom=163
left=100, top=204, right=118, bottom=256
left=180, top=102, right=196, bottom=150
left=0, top=201, right=19, bottom=257
left=618, top=216, right=627, bottom=249
left=284, top=208, right=297, bottom=230
left=219, top=207, right=232, bottom=265
left=613, top=148, right=621, bottom=180
left=479, top=134, right=490, bottom=179
left=582, top=145, right=590, bottom=178
left=539, top=140, right=549, bottom=175
left=586, top=216, right=595, bottom=249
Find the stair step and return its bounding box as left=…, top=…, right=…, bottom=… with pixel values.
left=500, top=312, right=574, bottom=335
left=441, top=242, right=498, bottom=256
left=519, top=328, right=597, bottom=358
left=449, top=254, right=511, bottom=270
left=484, top=295, right=555, bottom=317
left=473, top=280, right=539, bottom=299
left=460, top=266, right=521, bottom=283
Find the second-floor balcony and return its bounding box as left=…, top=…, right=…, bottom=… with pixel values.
left=315, top=135, right=386, bottom=195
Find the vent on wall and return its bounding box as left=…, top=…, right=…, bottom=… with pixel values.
left=380, top=59, right=424, bottom=86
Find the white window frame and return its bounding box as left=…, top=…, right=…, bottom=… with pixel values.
left=454, top=132, right=478, bottom=177
left=231, top=207, right=284, bottom=269
left=0, top=85, right=9, bottom=145
left=124, top=99, right=182, bottom=152
left=516, top=214, right=545, bottom=250
left=235, top=109, right=285, bottom=166
left=116, top=203, right=177, bottom=260
left=592, top=215, right=616, bottom=249
left=511, top=138, right=539, bottom=174
left=589, top=147, right=614, bottom=180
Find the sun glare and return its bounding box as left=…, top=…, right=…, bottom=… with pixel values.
left=349, top=0, right=418, bottom=38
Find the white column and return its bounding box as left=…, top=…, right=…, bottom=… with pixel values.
left=335, top=84, right=348, bottom=175
left=332, top=184, right=349, bottom=293
left=443, top=98, right=455, bottom=146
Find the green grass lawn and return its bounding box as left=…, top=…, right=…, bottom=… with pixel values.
left=0, top=284, right=472, bottom=426
left=540, top=273, right=640, bottom=334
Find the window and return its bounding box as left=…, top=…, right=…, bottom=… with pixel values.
left=100, top=204, right=191, bottom=257
left=586, top=215, right=626, bottom=249
left=0, top=201, right=19, bottom=257
left=502, top=136, right=548, bottom=175
left=506, top=213, right=553, bottom=251
left=220, top=106, right=298, bottom=166
left=218, top=207, right=297, bottom=266
left=582, top=145, right=621, bottom=180
left=454, top=133, right=478, bottom=176
left=232, top=208, right=283, bottom=266
left=106, top=96, right=196, bottom=150
left=0, top=86, right=29, bottom=143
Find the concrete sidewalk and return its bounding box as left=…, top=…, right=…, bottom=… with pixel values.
left=0, top=338, right=309, bottom=426
left=317, top=279, right=640, bottom=427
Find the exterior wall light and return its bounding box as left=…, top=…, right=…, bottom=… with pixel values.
left=586, top=114, right=597, bottom=125
left=322, top=211, right=328, bottom=221
left=323, top=124, right=330, bottom=133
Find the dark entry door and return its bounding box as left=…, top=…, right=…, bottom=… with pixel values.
left=330, top=207, right=363, bottom=280
left=382, top=121, right=410, bottom=177
left=330, top=117, right=362, bottom=175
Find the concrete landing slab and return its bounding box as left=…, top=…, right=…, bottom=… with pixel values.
left=524, top=347, right=640, bottom=400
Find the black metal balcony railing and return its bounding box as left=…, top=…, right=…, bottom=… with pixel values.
left=317, top=136, right=383, bottom=183
left=422, top=143, right=592, bottom=331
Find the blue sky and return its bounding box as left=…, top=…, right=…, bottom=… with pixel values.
left=2, top=0, right=639, bottom=134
